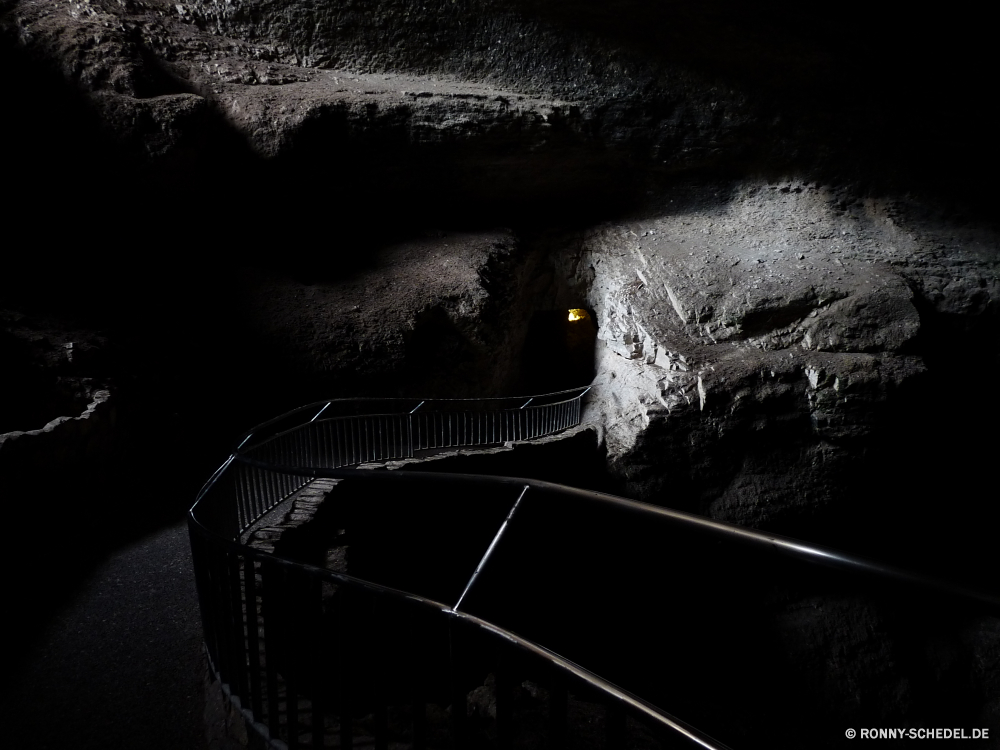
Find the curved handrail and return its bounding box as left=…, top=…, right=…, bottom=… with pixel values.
left=187, top=517, right=725, bottom=750
left=188, top=387, right=999, bottom=750
left=234, top=386, right=592, bottom=455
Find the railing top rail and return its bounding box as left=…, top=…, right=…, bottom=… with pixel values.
left=235, top=385, right=591, bottom=454
left=188, top=387, right=1000, bottom=750
left=190, top=466, right=1000, bottom=612
left=187, top=517, right=734, bottom=750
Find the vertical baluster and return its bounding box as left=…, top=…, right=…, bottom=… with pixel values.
left=190, top=532, right=222, bottom=679
left=549, top=676, right=568, bottom=750
left=244, top=556, right=264, bottom=721
left=335, top=420, right=343, bottom=468
left=413, top=688, right=427, bottom=750
left=336, top=419, right=343, bottom=468
left=339, top=420, right=347, bottom=468
left=410, top=602, right=427, bottom=750
left=234, top=465, right=245, bottom=531
left=448, top=621, right=466, bottom=750
left=373, top=594, right=388, bottom=750
left=304, top=424, right=312, bottom=468
left=495, top=648, right=514, bottom=750
left=606, top=703, right=626, bottom=750
left=338, top=596, right=353, bottom=750
left=309, top=571, right=325, bottom=750
left=212, top=547, right=234, bottom=690
left=228, top=552, right=250, bottom=707
left=266, top=449, right=276, bottom=506
left=256, top=466, right=267, bottom=520
left=348, top=418, right=355, bottom=465
left=244, top=465, right=257, bottom=527
left=248, top=466, right=259, bottom=523
left=286, top=665, right=300, bottom=750
left=311, top=686, right=325, bottom=750
left=257, top=450, right=268, bottom=508
left=260, top=559, right=281, bottom=739
left=235, top=465, right=248, bottom=531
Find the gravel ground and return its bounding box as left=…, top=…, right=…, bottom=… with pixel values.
left=5, top=522, right=208, bottom=750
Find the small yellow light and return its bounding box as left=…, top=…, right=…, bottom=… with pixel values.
left=568, top=308, right=588, bottom=322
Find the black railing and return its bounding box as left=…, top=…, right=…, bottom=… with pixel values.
left=189, top=387, right=1000, bottom=750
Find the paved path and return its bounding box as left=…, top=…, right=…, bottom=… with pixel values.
left=6, top=522, right=208, bottom=750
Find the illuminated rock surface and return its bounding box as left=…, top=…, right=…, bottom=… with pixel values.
left=2, top=0, right=999, bottom=747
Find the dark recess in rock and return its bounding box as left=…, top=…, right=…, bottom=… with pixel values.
left=2, top=0, right=999, bottom=747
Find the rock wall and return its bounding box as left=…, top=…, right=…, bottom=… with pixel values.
left=536, top=181, right=999, bottom=576
left=3, top=1, right=999, bottom=744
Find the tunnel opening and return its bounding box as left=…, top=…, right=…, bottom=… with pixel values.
left=514, top=308, right=598, bottom=395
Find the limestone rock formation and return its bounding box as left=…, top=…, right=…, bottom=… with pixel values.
left=556, top=183, right=999, bottom=538
left=3, top=1, right=999, bottom=746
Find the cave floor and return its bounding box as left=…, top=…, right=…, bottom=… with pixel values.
left=4, top=523, right=207, bottom=750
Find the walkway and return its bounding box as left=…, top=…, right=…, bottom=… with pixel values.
left=5, top=522, right=207, bottom=750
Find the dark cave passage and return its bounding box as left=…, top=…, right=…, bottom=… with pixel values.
left=516, top=308, right=598, bottom=395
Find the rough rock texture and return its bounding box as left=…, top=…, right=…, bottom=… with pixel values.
left=232, top=229, right=541, bottom=398
left=3, top=0, right=999, bottom=747
left=538, top=182, right=999, bottom=539
left=0, top=309, right=117, bottom=493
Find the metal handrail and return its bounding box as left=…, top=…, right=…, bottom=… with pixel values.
left=188, top=386, right=999, bottom=750
left=187, top=518, right=726, bottom=750
left=234, top=386, right=592, bottom=454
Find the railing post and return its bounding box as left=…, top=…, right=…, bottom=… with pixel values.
left=448, top=618, right=467, bottom=749
left=549, top=674, right=568, bottom=750
left=606, top=702, right=626, bottom=750
left=338, top=597, right=353, bottom=750
left=243, top=555, right=264, bottom=721
left=227, top=552, right=251, bottom=707
left=373, top=593, right=388, bottom=750
left=261, top=557, right=281, bottom=739
left=495, top=648, right=514, bottom=750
